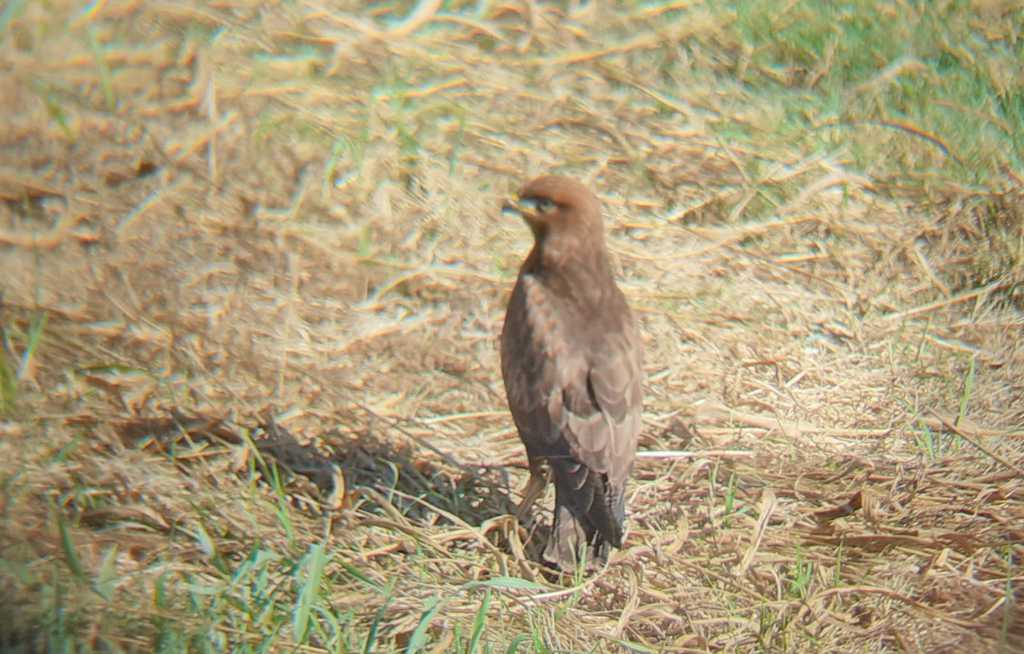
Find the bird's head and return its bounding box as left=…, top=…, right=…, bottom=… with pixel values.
left=502, top=175, right=605, bottom=252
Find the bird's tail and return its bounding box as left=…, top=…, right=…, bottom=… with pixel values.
left=543, top=465, right=626, bottom=571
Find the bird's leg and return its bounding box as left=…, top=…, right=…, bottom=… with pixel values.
left=515, top=462, right=550, bottom=523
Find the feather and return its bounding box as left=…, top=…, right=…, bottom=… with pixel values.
left=500, top=175, right=644, bottom=572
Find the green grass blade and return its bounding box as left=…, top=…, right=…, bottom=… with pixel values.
left=55, top=508, right=86, bottom=581
left=0, top=345, right=15, bottom=414
left=363, top=584, right=395, bottom=654
left=86, top=26, right=116, bottom=111
left=466, top=589, right=490, bottom=654
left=404, top=594, right=445, bottom=654
left=17, top=311, right=46, bottom=381
left=94, top=544, right=119, bottom=601
left=293, top=542, right=328, bottom=644
left=504, top=635, right=529, bottom=654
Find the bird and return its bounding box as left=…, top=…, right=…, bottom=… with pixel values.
left=499, top=175, right=644, bottom=572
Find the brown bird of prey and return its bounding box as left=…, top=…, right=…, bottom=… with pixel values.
left=500, top=175, right=644, bottom=571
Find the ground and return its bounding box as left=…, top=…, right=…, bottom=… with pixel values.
left=1, top=1, right=1022, bottom=652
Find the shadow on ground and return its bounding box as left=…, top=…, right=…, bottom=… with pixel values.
left=111, top=409, right=548, bottom=560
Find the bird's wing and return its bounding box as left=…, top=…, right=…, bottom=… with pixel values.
left=558, top=312, right=643, bottom=485
left=516, top=277, right=643, bottom=483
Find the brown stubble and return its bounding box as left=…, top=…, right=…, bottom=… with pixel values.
left=0, top=1, right=1021, bottom=651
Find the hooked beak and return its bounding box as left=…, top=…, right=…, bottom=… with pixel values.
left=501, top=197, right=542, bottom=219
left=500, top=199, right=523, bottom=218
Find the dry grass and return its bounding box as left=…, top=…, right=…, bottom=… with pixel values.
left=1, top=1, right=1022, bottom=652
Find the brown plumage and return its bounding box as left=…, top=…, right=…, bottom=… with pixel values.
left=500, top=175, right=644, bottom=571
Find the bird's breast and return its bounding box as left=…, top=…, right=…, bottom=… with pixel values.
left=520, top=276, right=575, bottom=361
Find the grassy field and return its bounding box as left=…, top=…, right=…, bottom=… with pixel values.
left=1, top=1, right=1022, bottom=651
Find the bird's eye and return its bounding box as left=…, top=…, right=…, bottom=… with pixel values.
left=535, top=198, right=556, bottom=213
